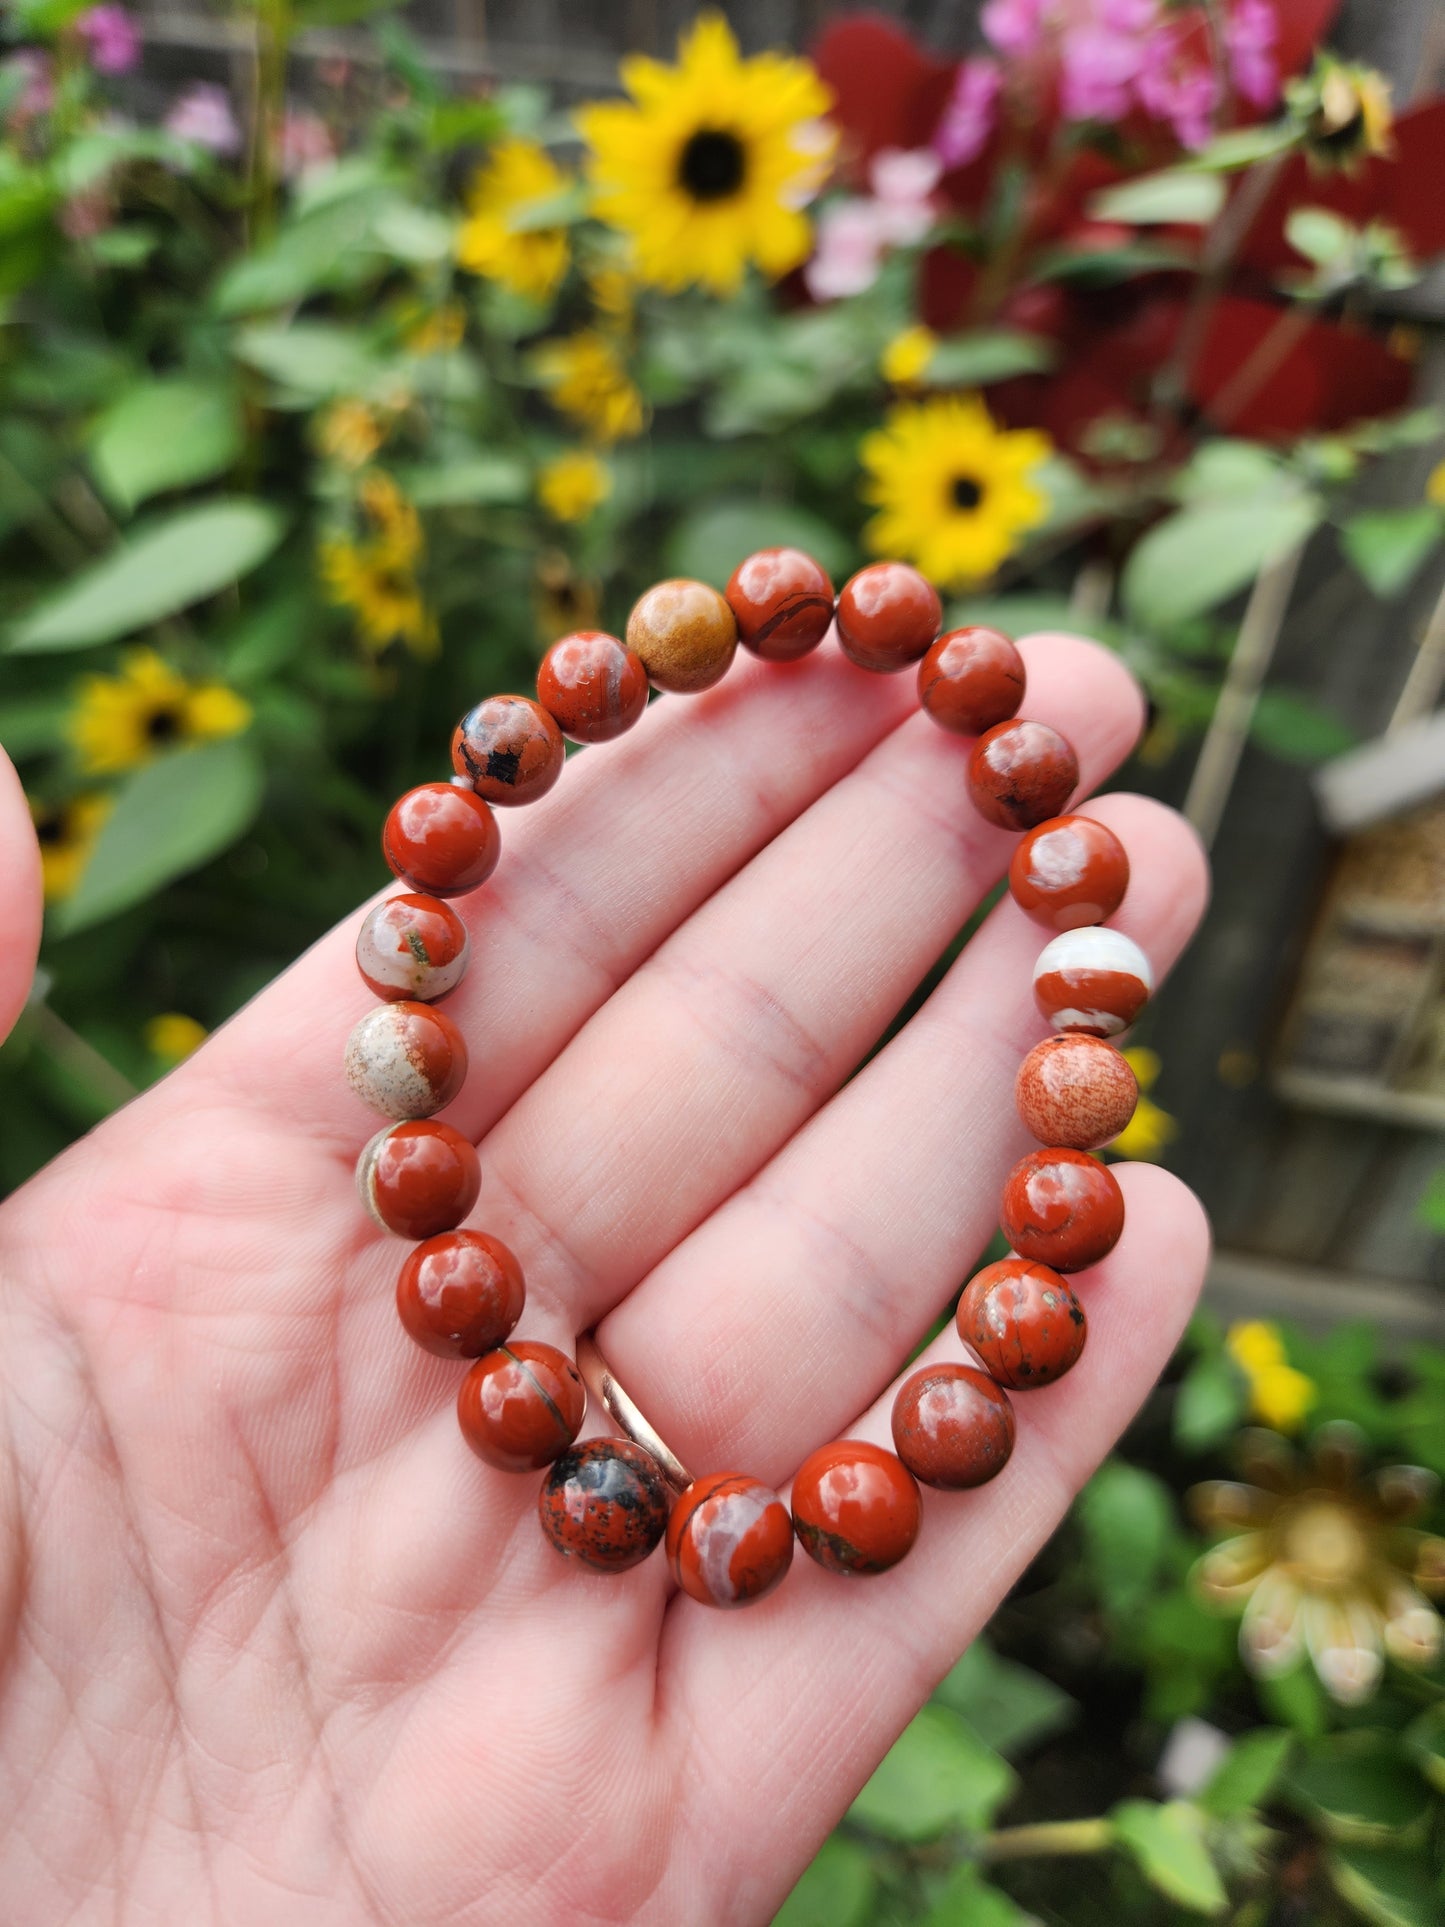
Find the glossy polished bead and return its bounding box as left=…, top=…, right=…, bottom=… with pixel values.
left=344, top=1000, right=468, bottom=1120
left=891, top=1364, right=1016, bottom=1489
left=539, top=1437, right=671, bottom=1573
left=451, top=694, right=565, bottom=807
left=958, top=1258, right=1086, bottom=1388
left=791, top=1439, right=922, bottom=1576
left=458, top=1340, right=585, bottom=1471
left=356, top=893, right=469, bottom=1003
left=835, top=562, right=941, bottom=672
left=537, top=630, right=650, bottom=744
left=1009, top=814, right=1128, bottom=931
left=1015, top=1035, right=1138, bottom=1151
left=968, top=720, right=1080, bottom=830
left=626, top=579, right=738, bottom=694
left=382, top=783, right=500, bottom=898
left=1000, top=1147, right=1124, bottom=1272
left=357, top=1119, right=481, bottom=1239
left=725, top=548, right=835, bottom=662
left=917, top=626, right=1026, bottom=735
left=397, top=1230, right=525, bottom=1358
left=1033, top=927, right=1152, bottom=1037
left=665, top=1472, right=795, bottom=1609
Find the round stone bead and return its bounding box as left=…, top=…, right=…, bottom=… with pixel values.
left=451, top=694, right=564, bottom=807
left=1033, top=927, right=1153, bottom=1037
left=396, top=1230, right=525, bottom=1358
left=356, top=893, right=469, bottom=1003
left=968, top=720, right=1079, bottom=830
left=790, top=1439, right=922, bottom=1577
left=1015, top=1035, right=1138, bottom=1151
left=1009, top=814, right=1129, bottom=932
left=458, top=1340, right=585, bottom=1471
left=1000, top=1147, right=1125, bottom=1272
left=626, top=579, right=738, bottom=694
left=665, top=1472, right=795, bottom=1609
left=835, top=562, right=941, bottom=673
left=357, top=1119, right=481, bottom=1240
left=537, top=630, right=649, bottom=744
left=724, top=547, right=835, bottom=662
left=891, top=1364, right=1016, bottom=1489
left=957, top=1258, right=1087, bottom=1389
left=344, top=1001, right=468, bottom=1120
left=539, top=1437, right=671, bottom=1573
left=917, top=626, right=1026, bottom=736
left=382, top=782, right=500, bottom=898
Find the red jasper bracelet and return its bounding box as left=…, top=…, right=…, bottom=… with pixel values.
left=345, top=550, right=1160, bottom=1607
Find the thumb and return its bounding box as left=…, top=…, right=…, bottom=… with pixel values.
left=0, top=746, right=42, bottom=1048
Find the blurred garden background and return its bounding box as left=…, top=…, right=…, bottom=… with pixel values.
left=3, top=0, right=1445, bottom=1919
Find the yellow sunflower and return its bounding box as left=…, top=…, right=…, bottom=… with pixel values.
left=533, top=329, right=646, bottom=444
left=860, top=396, right=1051, bottom=589
left=316, top=399, right=385, bottom=471
left=145, top=1013, right=208, bottom=1063
left=320, top=471, right=437, bottom=659
left=1225, top=1322, right=1318, bottom=1434
left=881, top=325, right=938, bottom=389
left=29, top=793, right=111, bottom=901
left=538, top=450, right=611, bottom=524
left=1107, top=1047, right=1179, bottom=1162
left=457, top=137, right=572, bottom=302
left=576, top=13, right=835, bottom=297
left=69, top=651, right=252, bottom=777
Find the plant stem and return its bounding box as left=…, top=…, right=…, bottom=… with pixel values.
left=978, top=1818, right=1115, bottom=1862
left=27, top=1004, right=138, bottom=1114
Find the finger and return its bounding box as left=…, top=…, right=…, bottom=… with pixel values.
left=0, top=747, right=41, bottom=1047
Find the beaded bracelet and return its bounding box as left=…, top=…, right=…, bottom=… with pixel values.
left=344, top=550, right=1159, bottom=1608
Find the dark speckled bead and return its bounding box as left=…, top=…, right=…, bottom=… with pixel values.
left=790, top=1439, right=921, bottom=1576
left=451, top=695, right=565, bottom=807
left=891, top=1363, right=1016, bottom=1488
left=538, top=1437, right=671, bottom=1573
left=957, top=1257, right=1087, bottom=1389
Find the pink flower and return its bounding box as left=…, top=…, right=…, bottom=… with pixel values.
left=277, top=109, right=336, bottom=179
left=1060, top=24, right=1146, bottom=123
left=1138, top=22, right=1221, bottom=148
left=981, top=0, right=1048, bottom=57
left=1225, top=0, right=1280, bottom=108
left=164, top=82, right=242, bottom=155
left=805, top=200, right=887, bottom=299
left=869, top=146, right=943, bottom=241
left=77, top=6, right=141, bottom=77
left=934, top=58, right=1002, bottom=168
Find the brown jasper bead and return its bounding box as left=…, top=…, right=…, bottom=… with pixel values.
left=918, top=626, right=1026, bottom=736
left=382, top=782, right=500, bottom=898
left=835, top=562, right=941, bottom=672
left=356, top=1119, right=481, bottom=1240
left=725, top=548, right=835, bottom=662
left=356, top=893, right=469, bottom=1003
left=451, top=695, right=565, bottom=807
left=968, top=720, right=1079, bottom=831
left=344, top=1001, right=468, bottom=1120
left=891, top=1364, right=1016, bottom=1489
left=791, top=1439, right=922, bottom=1577
left=397, top=1230, right=525, bottom=1358
left=1015, top=1036, right=1139, bottom=1152
left=537, top=630, right=649, bottom=744
left=958, top=1258, right=1087, bottom=1389
left=1009, top=814, right=1129, bottom=932
left=1000, top=1147, right=1125, bottom=1272
left=539, top=1437, right=670, bottom=1573
left=665, top=1472, right=795, bottom=1609
left=458, top=1340, right=585, bottom=1472
left=626, top=579, right=738, bottom=694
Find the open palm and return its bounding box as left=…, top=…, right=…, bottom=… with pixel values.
left=0, top=631, right=1210, bottom=1924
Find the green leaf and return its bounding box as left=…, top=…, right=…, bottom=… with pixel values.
left=771, top=1835, right=876, bottom=1927
left=1340, top=506, right=1441, bottom=599
left=849, top=1706, right=1016, bottom=1843
left=1174, top=1354, right=1248, bottom=1451
left=1122, top=493, right=1322, bottom=630
left=1257, top=1661, right=1328, bottom=1740
left=1200, top=1729, right=1294, bottom=1818
left=89, top=378, right=243, bottom=513
left=665, top=499, right=852, bottom=590
left=1110, top=1800, right=1228, bottom=1916
left=398, top=455, right=530, bottom=508
left=53, top=742, right=265, bottom=933
left=233, top=322, right=379, bottom=398
left=1076, top=1460, right=1175, bottom=1622
left=923, top=330, right=1055, bottom=386
left=1414, top=1169, right=1445, bottom=1235
left=1327, top=1846, right=1442, bottom=1927
left=7, top=501, right=286, bottom=653
left=1193, top=123, right=1300, bottom=171
left=1091, top=170, right=1226, bottom=225
left=921, top=1865, right=1032, bottom=1927
left=1249, top=690, right=1355, bottom=763
left=1286, top=206, right=1357, bottom=267
left=1288, top=1735, right=1433, bottom=1844
left=933, top=1640, right=1076, bottom=1760
left=1403, top=1703, right=1445, bottom=1794
left=1172, top=440, right=1286, bottom=504
left=0, top=694, right=68, bottom=759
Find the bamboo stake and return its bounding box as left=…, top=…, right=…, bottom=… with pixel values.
left=1385, top=568, right=1445, bottom=735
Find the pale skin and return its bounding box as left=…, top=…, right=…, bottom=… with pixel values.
left=0, top=631, right=1211, bottom=1924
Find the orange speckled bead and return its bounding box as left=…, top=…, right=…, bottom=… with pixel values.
left=344, top=1000, right=468, bottom=1120
left=1009, top=814, right=1129, bottom=931
left=835, top=562, right=941, bottom=673
left=791, top=1439, right=921, bottom=1576
left=397, top=1230, right=525, bottom=1358
left=725, top=548, right=835, bottom=662
left=539, top=1437, right=670, bottom=1573
left=1015, top=1036, right=1138, bottom=1151
left=451, top=694, right=565, bottom=807
left=357, top=1118, right=480, bottom=1240
left=918, top=626, right=1026, bottom=735
left=382, top=782, right=500, bottom=897
left=665, top=1472, right=794, bottom=1609
left=537, top=630, right=650, bottom=744
left=968, top=720, right=1079, bottom=830
left=356, top=893, right=469, bottom=1003
left=957, top=1258, right=1087, bottom=1389
left=626, top=579, right=738, bottom=694
left=458, top=1340, right=585, bottom=1472
left=1000, top=1146, right=1124, bottom=1272
left=891, top=1363, right=1016, bottom=1489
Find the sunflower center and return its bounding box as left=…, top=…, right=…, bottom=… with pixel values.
left=33, top=811, right=63, bottom=846
left=951, top=475, right=984, bottom=512
left=1279, top=1499, right=1371, bottom=1591
left=678, top=129, right=746, bottom=202
left=145, top=703, right=185, bottom=745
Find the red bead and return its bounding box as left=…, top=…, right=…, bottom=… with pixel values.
left=397, top=1230, right=525, bottom=1358
left=1009, top=814, right=1129, bottom=931
left=665, top=1472, right=795, bottom=1608
left=957, top=1258, right=1086, bottom=1389
left=458, top=1340, right=585, bottom=1471
left=790, top=1439, right=921, bottom=1576
left=891, top=1363, right=1016, bottom=1488
left=1015, top=1036, right=1138, bottom=1151
left=538, top=1438, right=670, bottom=1573
left=918, top=626, right=1026, bottom=735
left=357, top=1118, right=481, bottom=1240
left=968, top=721, right=1079, bottom=830
left=451, top=695, right=565, bottom=807
left=1033, top=928, right=1153, bottom=1037
left=356, top=893, right=469, bottom=1003
left=537, top=631, right=650, bottom=744
left=1000, top=1147, right=1124, bottom=1272
left=835, top=562, right=941, bottom=672
left=382, top=783, right=500, bottom=897
left=344, top=1001, right=468, bottom=1120
left=725, top=548, right=835, bottom=662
